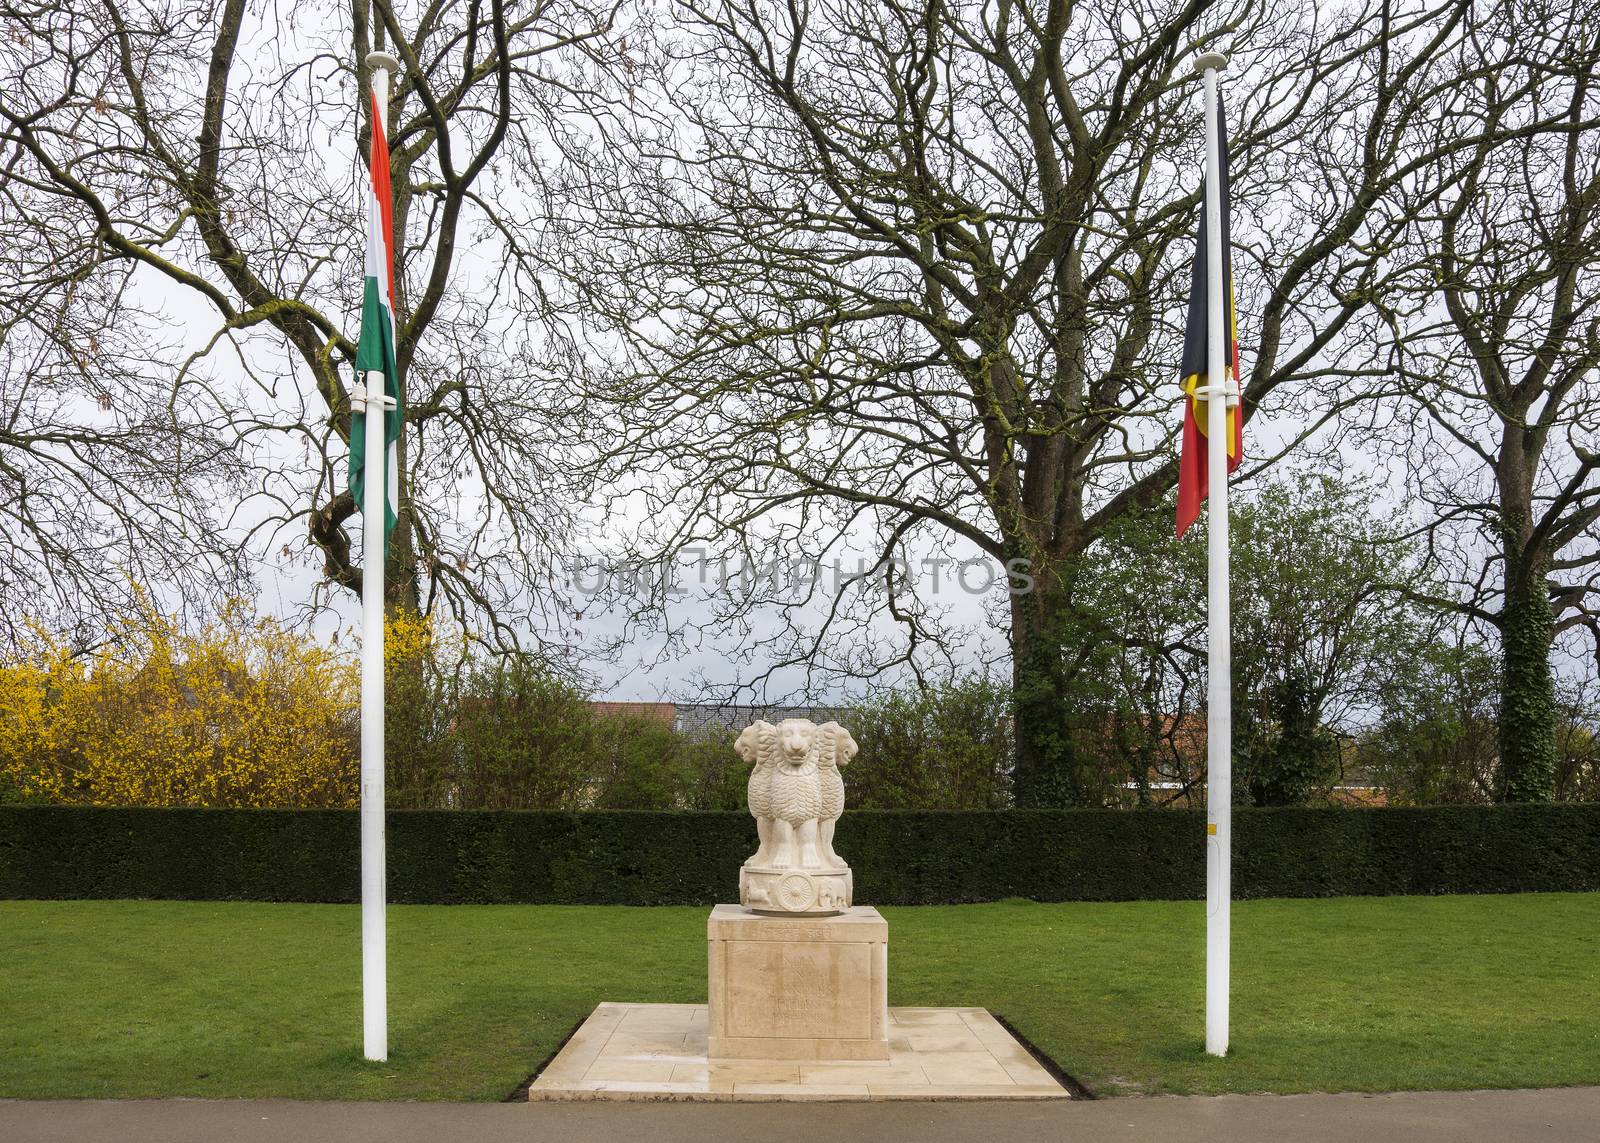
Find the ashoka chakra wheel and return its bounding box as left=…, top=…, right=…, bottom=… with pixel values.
left=777, top=873, right=816, bottom=911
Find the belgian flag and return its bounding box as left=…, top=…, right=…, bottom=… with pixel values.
left=1175, top=93, right=1243, bottom=538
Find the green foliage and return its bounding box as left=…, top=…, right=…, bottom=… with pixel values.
left=1227, top=474, right=1429, bottom=804
left=1011, top=632, right=1100, bottom=807
left=387, top=639, right=743, bottom=812
left=676, top=726, right=748, bottom=811
left=586, top=717, right=690, bottom=810
left=383, top=613, right=465, bottom=811
left=849, top=676, right=1013, bottom=809
left=1556, top=705, right=1600, bottom=802
left=1052, top=506, right=1206, bottom=806
left=1236, top=673, right=1342, bottom=807
left=1359, top=640, right=1500, bottom=804
left=1011, top=568, right=1138, bottom=808
left=452, top=657, right=598, bottom=809
left=4, top=803, right=1596, bottom=905
left=1054, top=472, right=1437, bottom=806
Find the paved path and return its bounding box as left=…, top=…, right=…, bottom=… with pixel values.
left=3, top=1088, right=1598, bottom=1143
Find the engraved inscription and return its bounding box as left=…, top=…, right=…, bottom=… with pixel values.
left=762, top=923, right=832, bottom=941
left=723, top=941, right=873, bottom=1040
left=773, top=952, right=830, bottom=1024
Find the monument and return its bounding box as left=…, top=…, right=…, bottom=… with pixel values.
left=734, top=718, right=855, bottom=913
left=709, top=718, right=890, bottom=1060
left=526, top=716, right=1069, bottom=1099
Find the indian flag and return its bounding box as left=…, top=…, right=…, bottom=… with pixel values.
left=349, top=86, right=403, bottom=537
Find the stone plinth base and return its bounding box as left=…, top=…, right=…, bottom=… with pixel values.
left=739, top=864, right=853, bottom=914
left=526, top=1003, right=1071, bottom=1100
left=707, top=903, right=889, bottom=1061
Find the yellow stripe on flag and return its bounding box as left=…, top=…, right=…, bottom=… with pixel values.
left=1182, top=373, right=1240, bottom=460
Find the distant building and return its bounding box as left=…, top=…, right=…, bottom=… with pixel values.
left=672, top=703, right=856, bottom=737
left=587, top=701, right=677, bottom=729
left=1113, top=713, right=1386, bottom=807
left=584, top=700, right=857, bottom=737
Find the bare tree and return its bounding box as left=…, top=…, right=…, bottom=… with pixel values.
left=546, top=0, right=1505, bottom=803
left=1380, top=2, right=1600, bottom=801
left=0, top=33, right=244, bottom=647
left=0, top=0, right=620, bottom=649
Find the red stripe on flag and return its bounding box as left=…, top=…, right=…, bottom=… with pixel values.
left=1176, top=400, right=1205, bottom=537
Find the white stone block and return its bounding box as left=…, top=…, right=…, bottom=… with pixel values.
left=706, top=904, right=890, bottom=1061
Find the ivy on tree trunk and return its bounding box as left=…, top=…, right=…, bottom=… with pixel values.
left=1497, top=556, right=1557, bottom=802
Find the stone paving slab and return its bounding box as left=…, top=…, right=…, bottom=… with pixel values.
left=527, top=1002, right=1071, bottom=1101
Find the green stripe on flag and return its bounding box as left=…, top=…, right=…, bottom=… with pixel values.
left=349, top=275, right=403, bottom=540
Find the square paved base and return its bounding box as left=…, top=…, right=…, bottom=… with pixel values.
left=527, top=1003, right=1070, bottom=1101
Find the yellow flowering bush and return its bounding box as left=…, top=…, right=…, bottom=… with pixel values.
left=0, top=600, right=360, bottom=808
left=0, top=601, right=742, bottom=811
left=0, top=632, right=62, bottom=802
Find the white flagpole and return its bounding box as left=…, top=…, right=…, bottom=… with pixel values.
left=361, top=48, right=399, bottom=1065
left=1196, top=49, right=1232, bottom=1059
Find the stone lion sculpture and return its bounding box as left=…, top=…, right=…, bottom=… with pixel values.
left=815, top=721, right=857, bottom=869
left=734, top=720, right=777, bottom=867
left=735, top=717, right=858, bottom=914
left=768, top=717, right=826, bottom=868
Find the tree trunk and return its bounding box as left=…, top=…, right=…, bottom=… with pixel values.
left=1494, top=430, right=1558, bottom=803
left=1496, top=553, right=1557, bottom=802
left=1009, top=566, right=1104, bottom=807
left=1010, top=586, right=1066, bottom=807
left=387, top=403, right=421, bottom=618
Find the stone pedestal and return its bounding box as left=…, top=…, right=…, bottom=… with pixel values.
left=706, top=903, right=890, bottom=1061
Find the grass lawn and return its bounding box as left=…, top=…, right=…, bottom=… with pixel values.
left=1, top=894, right=1597, bottom=1100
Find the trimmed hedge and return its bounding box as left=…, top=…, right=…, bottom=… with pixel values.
left=1, top=804, right=1597, bottom=905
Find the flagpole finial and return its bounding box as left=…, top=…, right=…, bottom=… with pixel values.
left=366, top=50, right=400, bottom=75
left=1193, top=51, right=1228, bottom=75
